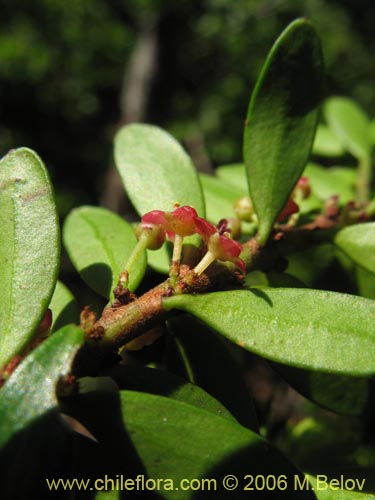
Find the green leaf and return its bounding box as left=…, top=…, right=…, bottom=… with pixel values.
left=356, top=265, right=375, bottom=299
left=307, top=470, right=375, bottom=500
left=312, top=124, right=346, bottom=157
left=324, top=97, right=372, bottom=160
left=49, top=280, right=79, bottom=332
left=163, top=288, right=375, bottom=376
left=110, top=364, right=235, bottom=421
left=166, top=314, right=259, bottom=431
left=0, top=325, right=83, bottom=449
left=216, top=163, right=248, bottom=191
left=114, top=124, right=205, bottom=216
left=63, top=206, right=146, bottom=299
left=199, top=173, right=246, bottom=223
left=66, top=390, right=315, bottom=500
left=304, top=164, right=356, bottom=204
left=0, top=148, right=60, bottom=369
left=335, top=223, right=375, bottom=274
left=243, top=19, right=323, bottom=244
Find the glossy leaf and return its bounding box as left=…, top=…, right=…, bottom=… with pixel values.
left=49, top=280, right=79, bottom=332
left=0, top=325, right=83, bottom=449
left=114, top=124, right=205, bottom=216
left=163, top=289, right=375, bottom=376
left=67, top=390, right=315, bottom=500
left=312, top=124, right=346, bottom=157
left=166, top=314, right=259, bottom=431
left=304, top=163, right=356, bottom=204
left=335, top=223, right=375, bottom=274
left=110, top=364, right=234, bottom=421
left=199, top=173, right=246, bottom=223
left=0, top=148, right=60, bottom=369
left=324, top=97, right=372, bottom=160
left=243, top=19, right=323, bottom=244
left=63, top=206, right=146, bottom=299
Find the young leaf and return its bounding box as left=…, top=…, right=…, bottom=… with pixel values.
left=66, top=390, right=315, bottom=499
left=335, top=223, right=375, bottom=274
left=0, top=148, right=60, bottom=369
left=114, top=124, right=205, bottom=216
left=63, top=206, right=146, bottom=299
left=49, top=280, right=79, bottom=332
left=163, top=289, right=375, bottom=376
left=243, top=19, right=323, bottom=244
left=0, top=325, right=83, bottom=449
left=324, top=97, right=372, bottom=160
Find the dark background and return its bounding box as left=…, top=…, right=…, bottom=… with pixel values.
left=0, top=0, right=374, bottom=216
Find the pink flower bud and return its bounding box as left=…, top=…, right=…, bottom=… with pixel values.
left=277, top=198, right=299, bottom=222
left=135, top=222, right=165, bottom=250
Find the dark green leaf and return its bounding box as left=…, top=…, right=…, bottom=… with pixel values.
left=245, top=270, right=305, bottom=288
left=243, top=19, right=323, bottom=243
left=163, top=289, right=375, bottom=376
left=166, top=314, right=259, bottom=431
left=63, top=206, right=146, bottom=299
left=114, top=124, right=205, bottom=216
left=324, top=97, right=372, bottom=160
left=110, top=364, right=235, bottom=421
left=335, top=223, right=375, bottom=274
left=0, top=148, right=60, bottom=369
left=356, top=265, right=375, bottom=299
left=0, top=325, right=83, bottom=449
left=304, top=163, right=356, bottom=204
left=49, top=280, right=79, bottom=332
left=67, top=390, right=315, bottom=500
left=312, top=124, right=346, bottom=157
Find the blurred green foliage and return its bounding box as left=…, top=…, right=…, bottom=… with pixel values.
left=0, top=0, right=374, bottom=213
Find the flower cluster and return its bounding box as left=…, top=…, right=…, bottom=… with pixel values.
left=137, top=205, right=245, bottom=275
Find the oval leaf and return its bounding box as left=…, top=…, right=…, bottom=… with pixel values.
left=63, top=206, right=146, bottom=299
left=163, top=289, right=375, bottom=376
left=66, top=390, right=315, bottom=500
left=335, top=223, right=375, bottom=274
left=114, top=124, right=205, bottom=216
left=49, top=280, right=79, bottom=332
left=324, top=97, right=372, bottom=160
left=0, top=148, right=60, bottom=369
left=0, top=325, right=83, bottom=449
left=243, top=19, right=323, bottom=244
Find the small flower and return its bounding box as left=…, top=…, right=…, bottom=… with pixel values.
left=194, top=217, right=245, bottom=273
left=142, top=206, right=198, bottom=240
